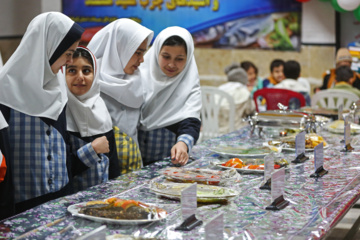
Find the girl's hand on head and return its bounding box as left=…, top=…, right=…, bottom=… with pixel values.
left=92, top=136, right=110, bottom=154
left=170, top=141, right=189, bottom=166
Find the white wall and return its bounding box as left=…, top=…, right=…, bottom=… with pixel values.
left=301, top=0, right=336, bottom=44
left=0, top=0, right=61, bottom=37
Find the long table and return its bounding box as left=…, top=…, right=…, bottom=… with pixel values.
left=1, top=126, right=360, bottom=239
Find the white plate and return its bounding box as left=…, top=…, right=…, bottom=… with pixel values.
left=149, top=181, right=239, bottom=204
left=67, top=202, right=167, bottom=225
left=323, top=120, right=360, bottom=134
left=210, top=146, right=271, bottom=158
left=281, top=144, right=329, bottom=152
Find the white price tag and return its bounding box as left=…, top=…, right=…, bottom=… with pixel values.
left=271, top=168, right=285, bottom=202
left=314, top=142, right=324, bottom=171
left=205, top=213, right=224, bottom=240
left=181, top=183, right=197, bottom=220
left=345, top=123, right=351, bottom=146
left=295, top=131, right=306, bottom=157
left=338, top=104, right=344, bottom=120
left=264, top=153, right=275, bottom=182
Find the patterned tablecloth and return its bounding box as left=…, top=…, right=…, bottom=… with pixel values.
left=1, top=125, right=360, bottom=239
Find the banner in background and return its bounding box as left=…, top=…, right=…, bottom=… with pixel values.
left=63, top=0, right=301, bottom=50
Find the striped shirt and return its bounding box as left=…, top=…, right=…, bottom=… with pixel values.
left=68, top=134, right=109, bottom=192
left=8, top=109, right=68, bottom=203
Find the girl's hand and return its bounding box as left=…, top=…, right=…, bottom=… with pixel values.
left=170, top=142, right=189, bottom=166
left=91, top=136, right=110, bottom=154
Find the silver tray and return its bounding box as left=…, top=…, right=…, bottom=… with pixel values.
left=68, top=201, right=167, bottom=225
left=210, top=146, right=273, bottom=158
left=149, top=180, right=239, bottom=204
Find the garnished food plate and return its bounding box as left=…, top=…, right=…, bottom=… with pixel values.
left=323, top=120, right=360, bottom=134
left=214, top=158, right=288, bottom=174
left=158, top=167, right=240, bottom=186
left=210, top=145, right=275, bottom=158
left=149, top=180, right=239, bottom=204
left=68, top=197, right=167, bottom=225
left=268, top=133, right=328, bottom=152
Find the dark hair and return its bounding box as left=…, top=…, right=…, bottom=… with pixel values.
left=270, top=59, right=285, bottom=72
left=240, top=61, right=258, bottom=74
left=336, top=65, right=353, bottom=83
left=162, top=36, right=187, bottom=54
left=72, top=48, right=94, bottom=68
left=284, top=60, right=301, bottom=79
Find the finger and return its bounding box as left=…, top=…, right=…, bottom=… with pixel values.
left=171, top=158, right=180, bottom=165
left=170, top=147, right=176, bottom=160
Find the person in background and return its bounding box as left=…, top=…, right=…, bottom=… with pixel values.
left=0, top=111, right=14, bottom=220
left=138, top=27, right=201, bottom=166
left=332, top=65, right=360, bottom=98
left=240, top=61, right=262, bottom=96
left=87, top=19, right=153, bottom=174
left=318, top=48, right=360, bottom=91
left=274, top=60, right=311, bottom=106
left=0, top=12, right=84, bottom=213
left=262, top=59, right=285, bottom=88
left=65, top=47, right=119, bottom=192
left=217, top=63, right=254, bottom=134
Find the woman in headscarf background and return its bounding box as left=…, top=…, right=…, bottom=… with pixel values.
left=0, top=12, right=84, bottom=213
left=217, top=63, right=254, bottom=134
left=87, top=19, right=153, bottom=174
left=64, top=47, right=119, bottom=192
left=138, top=27, right=202, bottom=166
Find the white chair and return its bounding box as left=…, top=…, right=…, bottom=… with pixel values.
left=311, top=89, right=360, bottom=109
left=200, top=86, right=235, bottom=142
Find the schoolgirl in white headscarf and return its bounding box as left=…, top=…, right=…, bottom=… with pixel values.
left=0, top=12, right=84, bottom=212
left=64, top=46, right=119, bottom=192
left=87, top=19, right=153, bottom=174
left=138, top=26, right=202, bottom=166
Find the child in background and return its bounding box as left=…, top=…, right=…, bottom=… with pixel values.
left=218, top=63, right=254, bottom=134
left=332, top=65, right=360, bottom=98
left=240, top=61, right=262, bottom=96
left=262, top=59, right=285, bottom=88
left=65, top=47, right=119, bottom=192
left=274, top=60, right=311, bottom=107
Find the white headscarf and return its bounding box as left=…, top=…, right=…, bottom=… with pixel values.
left=140, top=27, right=202, bottom=131
left=0, top=12, right=82, bottom=120
left=64, top=47, right=113, bottom=137
left=87, top=18, right=154, bottom=108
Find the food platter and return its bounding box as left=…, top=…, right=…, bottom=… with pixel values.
left=267, top=133, right=328, bottom=152
left=214, top=158, right=288, bottom=174
left=67, top=199, right=167, bottom=225
left=149, top=180, right=239, bottom=204
left=158, top=167, right=240, bottom=186
left=215, top=163, right=264, bottom=174
left=323, top=120, right=360, bottom=134
left=209, top=145, right=273, bottom=158
left=281, top=144, right=329, bottom=152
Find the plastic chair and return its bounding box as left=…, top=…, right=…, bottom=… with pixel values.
left=200, top=86, right=235, bottom=141
left=311, top=89, right=360, bottom=109
left=253, top=88, right=306, bottom=112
